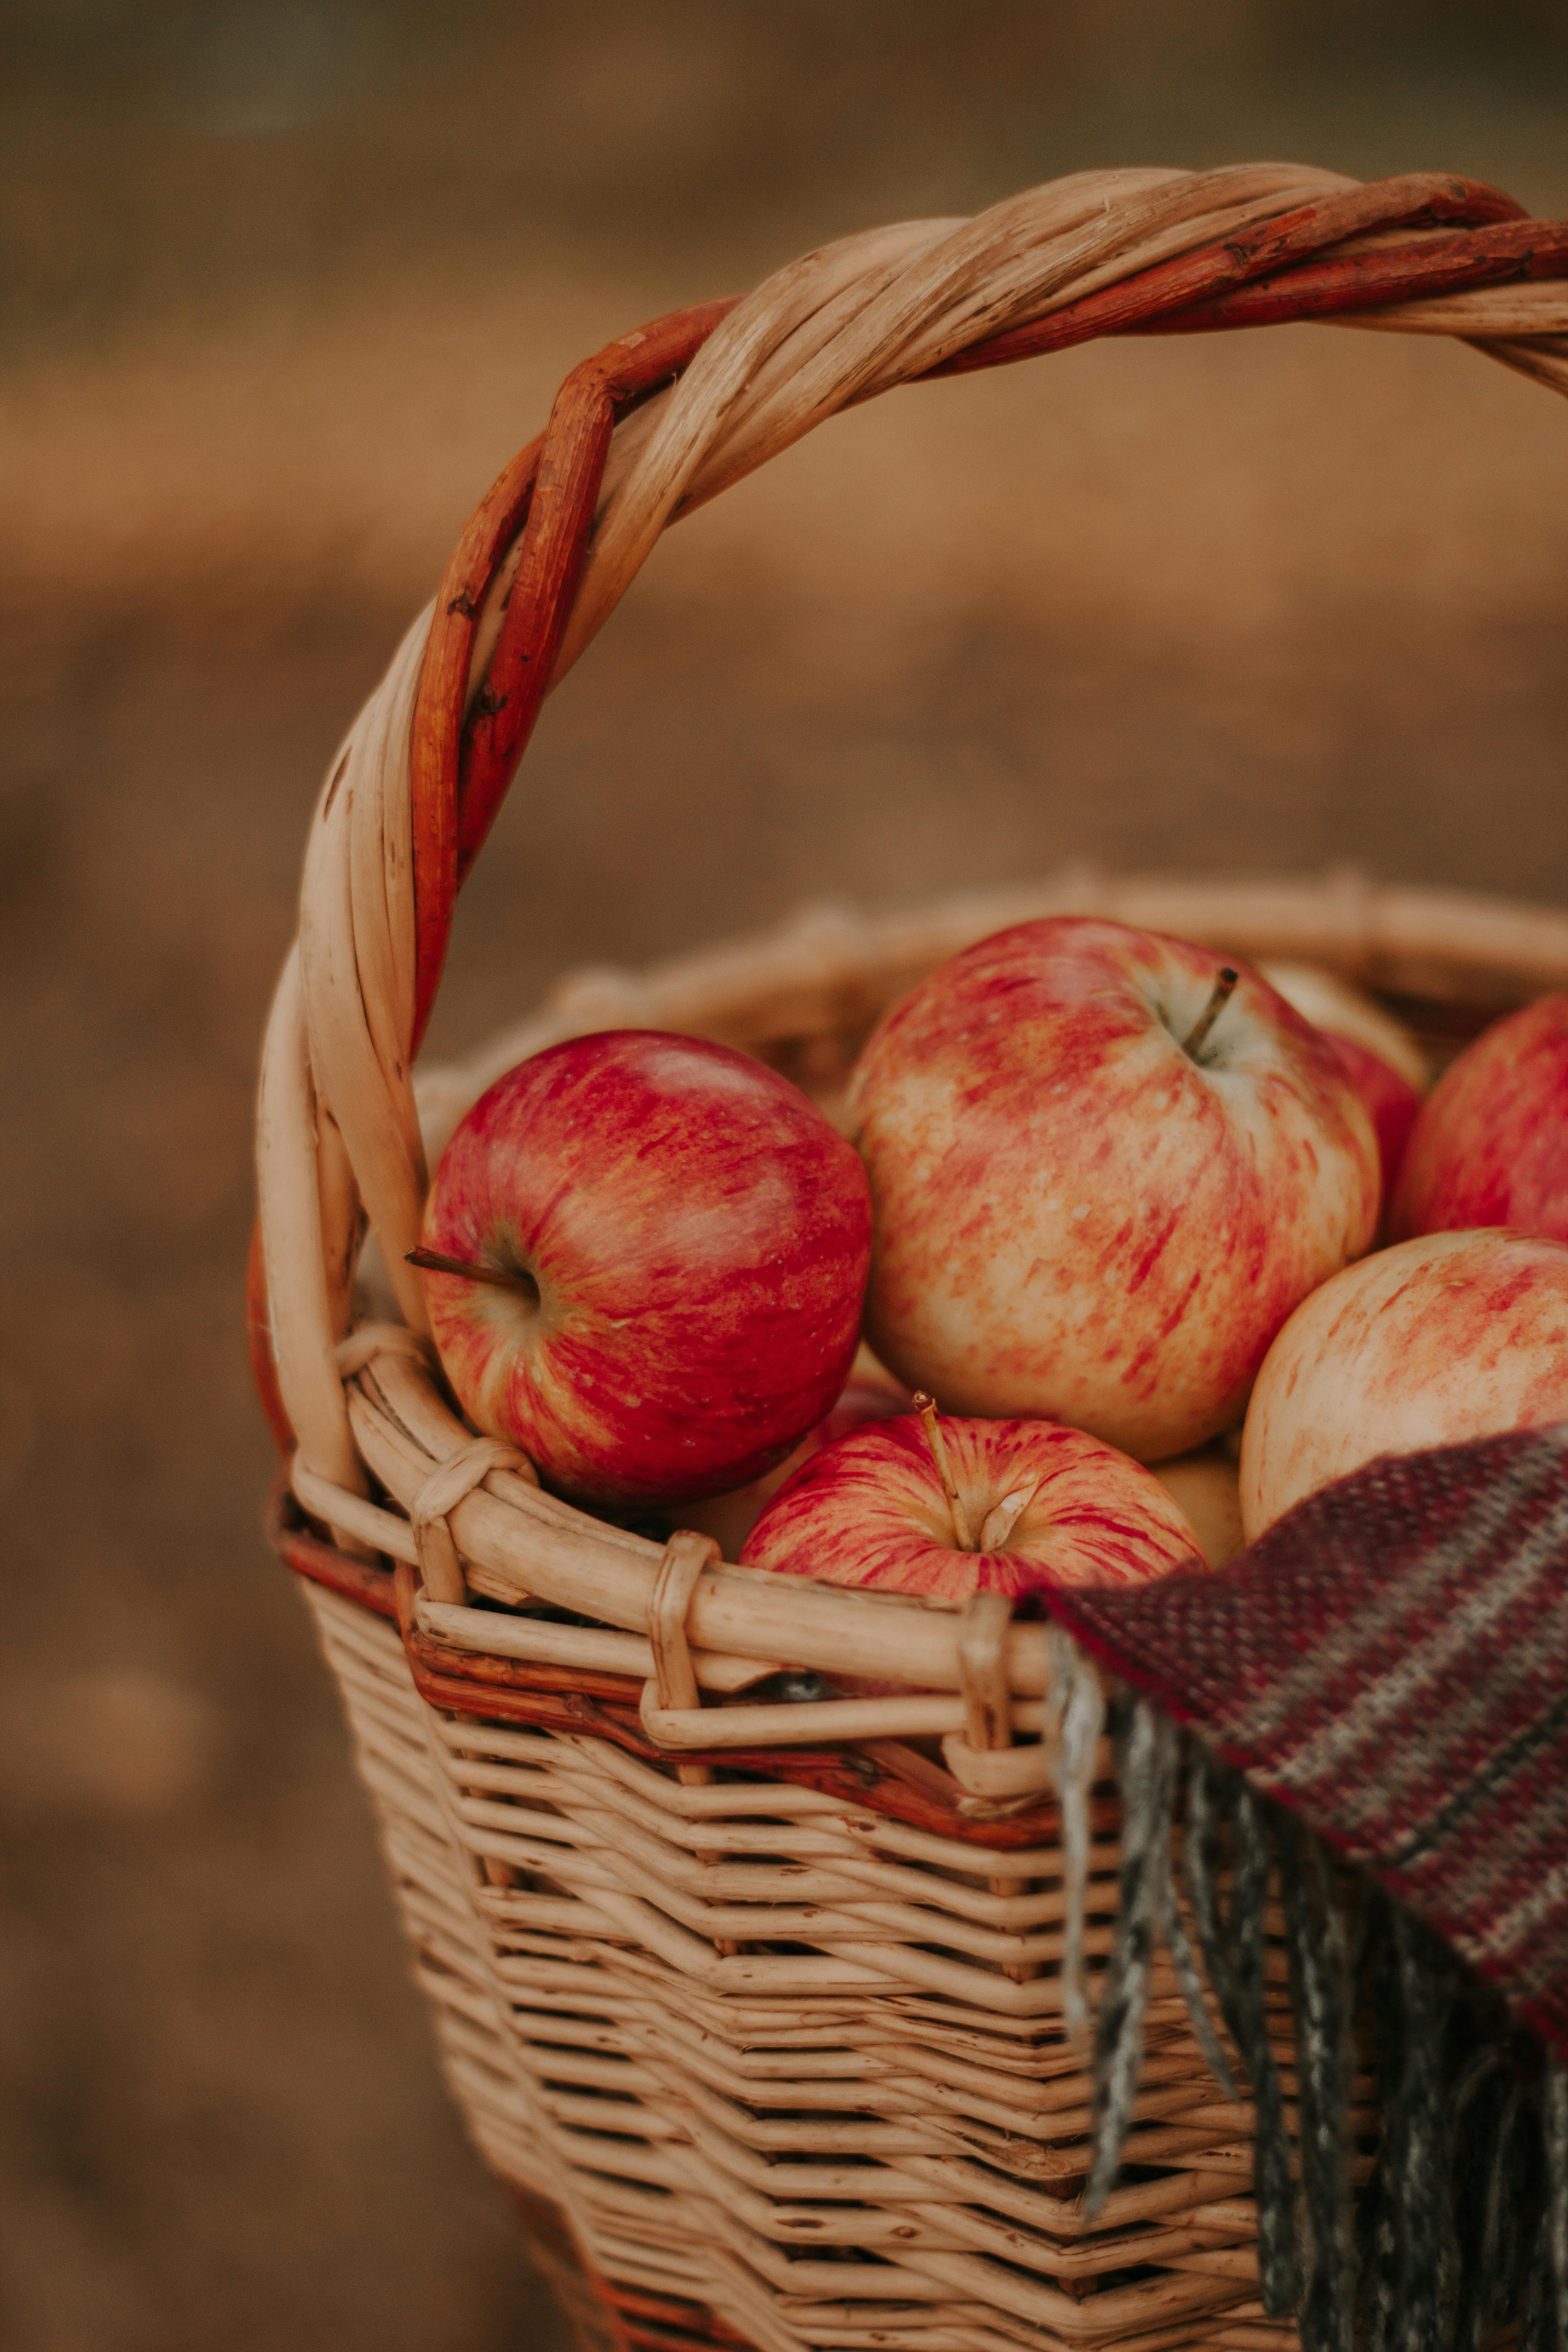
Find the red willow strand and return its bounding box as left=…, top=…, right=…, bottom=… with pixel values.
left=408, top=299, right=737, bottom=1049
left=456, top=300, right=740, bottom=883
left=925, top=172, right=1527, bottom=382
left=1131, top=214, right=1568, bottom=337
left=247, top=1221, right=294, bottom=1454
left=408, top=435, right=545, bottom=1054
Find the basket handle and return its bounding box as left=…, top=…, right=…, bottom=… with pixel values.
left=405, top=167, right=1552, bottom=1041
left=256, top=164, right=1568, bottom=1491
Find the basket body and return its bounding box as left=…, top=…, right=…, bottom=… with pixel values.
left=274, top=873, right=1568, bottom=2352
left=250, top=165, right=1568, bottom=2351
left=302, top=1580, right=1279, bottom=2352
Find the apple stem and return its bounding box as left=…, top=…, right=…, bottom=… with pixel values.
left=1182, top=966, right=1240, bottom=1059
left=911, top=1392, right=975, bottom=1550
left=406, top=1245, right=537, bottom=1296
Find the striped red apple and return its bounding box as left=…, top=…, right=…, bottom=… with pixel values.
left=1261, top=960, right=1427, bottom=1208
left=1392, top=994, right=1568, bottom=1246
left=740, top=1400, right=1203, bottom=1600
left=415, top=1030, right=873, bottom=1508
left=1240, top=1227, right=1568, bottom=1536
left=848, top=917, right=1378, bottom=1463
left=672, top=1371, right=911, bottom=1558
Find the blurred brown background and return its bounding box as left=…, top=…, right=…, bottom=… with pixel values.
left=4, top=5, right=1567, bottom=2346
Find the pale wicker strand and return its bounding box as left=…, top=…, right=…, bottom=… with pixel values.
left=1342, top=284, right=1568, bottom=333
left=1461, top=336, right=1568, bottom=402
left=775, top=166, right=1340, bottom=412
left=314, top=1098, right=361, bottom=1347
left=333, top=1322, right=436, bottom=1376
left=292, top=1456, right=418, bottom=1561
left=343, top=632, right=415, bottom=1112
left=679, top=171, right=1246, bottom=490
left=671, top=173, right=1189, bottom=521
left=256, top=947, right=363, bottom=1494
left=412, top=1594, right=778, bottom=1694
left=683, top=187, right=1323, bottom=533
left=550, top=216, right=967, bottom=680
left=296, top=607, right=431, bottom=1335
left=653, top=215, right=966, bottom=505
left=411, top=1436, right=532, bottom=1603
left=558, top=166, right=1351, bottom=679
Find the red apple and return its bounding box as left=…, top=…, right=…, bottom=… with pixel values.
left=1391, top=994, right=1568, bottom=1246
left=1240, top=1227, right=1568, bottom=1537
left=416, top=1031, right=873, bottom=1508
left=673, top=1375, right=911, bottom=1558
left=848, top=917, right=1379, bottom=1462
left=740, top=1409, right=1203, bottom=1599
left=1323, top=1032, right=1422, bottom=1210
left=1261, top=960, right=1426, bottom=1205
left=1257, top=960, right=1428, bottom=1094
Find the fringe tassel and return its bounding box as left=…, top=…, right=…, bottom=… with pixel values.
left=1083, top=1699, right=1245, bottom=2214
left=1277, top=1813, right=1356, bottom=2352
left=1546, top=2058, right=1568, bottom=2352
left=1384, top=1902, right=1457, bottom=2352
left=1234, top=1775, right=1301, bottom=2318
left=1327, top=1843, right=1558, bottom=2352
left=1451, top=2052, right=1517, bottom=2352
left=1085, top=1693, right=1176, bottom=2214
left=1358, top=1890, right=1402, bottom=2352
left=1163, top=1852, right=1239, bottom=2099
left=1183, top=1744, right=1249, bottom=2056
left=1058, top=1665, right=1567, bottom=2352
left=1522, top=2220, right=1556, bottom=2352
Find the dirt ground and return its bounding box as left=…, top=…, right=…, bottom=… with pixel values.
left=5, top=8, right=1568, bottom=2348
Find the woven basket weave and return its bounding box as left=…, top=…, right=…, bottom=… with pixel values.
left=253, top=166, right=1568, bottom=2352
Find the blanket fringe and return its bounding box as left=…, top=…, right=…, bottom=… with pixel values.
left=1060, top=1669, right=1568, bottom=2352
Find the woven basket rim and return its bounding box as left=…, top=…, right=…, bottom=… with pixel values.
left=278, top=862, right=1568, bottom=1803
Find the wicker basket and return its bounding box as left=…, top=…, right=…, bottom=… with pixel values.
left=252, top=166, right=1568, bottom=2352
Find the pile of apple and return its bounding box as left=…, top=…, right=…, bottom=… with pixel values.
left=412, top=918, right=1568, bottom=1617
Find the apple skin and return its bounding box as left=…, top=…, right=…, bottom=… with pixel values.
left=740, top=1413, right=1204, bottom=1601
left=672, top=1376, right=911, bottom=1559
left=1151, top=1446, right=1245, bottom=1567
left=1391, top=995, right=1568, bottom=1247
left=848, top=917, right=1379, bottom=1462
left=1258, top=961, right=1428, bottom=1092
left=419, top=1030, right=873, bottom=1508
left=1260, top=961, right=1426, bottom=1207
left=1322, top=1031, right=1423, bottom=1210
left=1240, top=1227, right=1568, bottom=1537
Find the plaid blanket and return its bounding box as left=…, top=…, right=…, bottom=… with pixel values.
left=1044, top=1429, right=1568, bottom=2350
left=1049, top=1424, right=1568, bottom=2060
